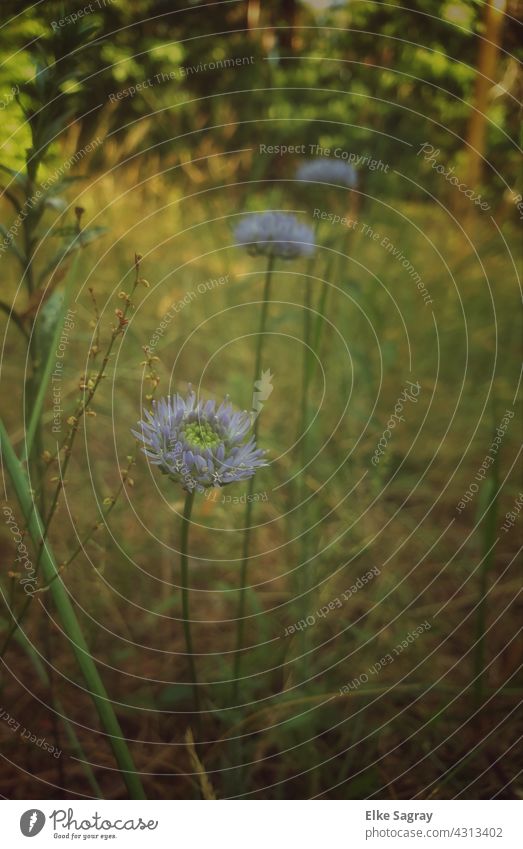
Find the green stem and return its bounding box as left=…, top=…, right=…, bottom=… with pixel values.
left=0, top=418, right=146, bottom=799
left=232, top=254, right=275, bottom=700
left=180, top=489, right=200, bottom=717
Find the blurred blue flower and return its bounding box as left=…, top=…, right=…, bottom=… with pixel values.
left=132, top=390, right=267, bottom=492
left=234, top=211, right=315, bottom=259
left=296, top=159, right=357, bottom=188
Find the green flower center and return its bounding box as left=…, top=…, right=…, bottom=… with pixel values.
left=184, top=420, right=221, bottom=449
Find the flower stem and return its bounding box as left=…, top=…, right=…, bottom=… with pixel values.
left=180, top=489, right=200, bottom=717
left=232, top=254, right=275, bottom=700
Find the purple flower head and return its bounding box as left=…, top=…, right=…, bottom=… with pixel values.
left=296, top=158, right=357, bottom=188
left=233, top=211, right=315, bottom=259
left=132, top=389, right=267, bottom=493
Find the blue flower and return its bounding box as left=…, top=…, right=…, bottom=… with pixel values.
left=233, top=211, right=315, bottom=259
left=296, top=159, right=357, bottom=188
left=132, top=390, right=267, bottom=492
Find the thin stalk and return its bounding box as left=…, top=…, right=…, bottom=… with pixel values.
left=232, top=254, right=275, bottom=700
left=0, top=418, right=146, bottom=799
left=0, top=271, right=141, bottom=658
left=180, top=489, right=200, bottom=717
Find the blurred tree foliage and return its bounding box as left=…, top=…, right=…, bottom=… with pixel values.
left=0, top=0, right=521, bottom=211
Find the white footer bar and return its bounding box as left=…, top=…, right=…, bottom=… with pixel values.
left=2, top=799, right=521, bottom=848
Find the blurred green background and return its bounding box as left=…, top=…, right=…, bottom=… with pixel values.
left=0, top=0, right=521, bottom=800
